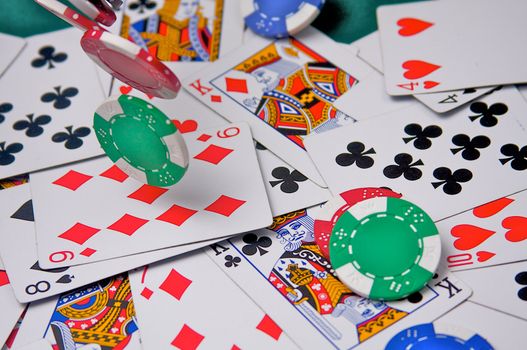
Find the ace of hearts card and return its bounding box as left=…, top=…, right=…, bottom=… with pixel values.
left=205, top=207, right=471, bottom=350
left=184, top=26, right=375, bottom=186
left=30, top=123, right=272, bottom=268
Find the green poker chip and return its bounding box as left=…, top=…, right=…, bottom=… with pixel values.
left=94, top=95, right=189, bottom=187
left=329, top=196, right=441, bottom=300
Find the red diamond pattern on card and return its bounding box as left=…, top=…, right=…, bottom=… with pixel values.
left=80, top=247, right=97, bottom=257
left=193, top=144, right=233, bottom=165
left=141, top=287, right=154, bottom=300
left=107, top=214, right=149, bottom=236
left=128, top=185, right=169, bottom=204
left=156, top=204, right=198, bottom=226
left=210, top=95, right=222, bottom=103
left=225, top=77, right=248, bottom=93
left=99, top=165, right=129, bottom=183
left=159, top=268, right=192, bottom=301
left=0, top=271, right=10, bottom=287
left=58, top=223, right=100, bottom=245
left=52, top=170, right=93, bottom=191
left=171, top=324, right=204, bottom=350
left=205, top=195, right=246, bottom=217
left=197, top=133, right=212, bottom=142
left=256, top=314, right=282, bottom=341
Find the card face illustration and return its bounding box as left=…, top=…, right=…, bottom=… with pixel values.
left=206, top=207, right=471, bottom=349
left=185, top=26, right=375, bottom=186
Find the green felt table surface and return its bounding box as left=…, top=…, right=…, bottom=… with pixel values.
left=0, top=0, right=420, bottom=42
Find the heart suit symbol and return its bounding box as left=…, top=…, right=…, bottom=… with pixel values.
left=397, top=18, right=434, bottom=36
left=402, top=60, right=441, bottom=80
left=451, top=224, right=495, bottom=250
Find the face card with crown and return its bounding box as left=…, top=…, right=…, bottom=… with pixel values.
left=119, top=0, right=243, bottom=77
left=205, top=207, right=471, bottom=350
left=184, top=26, right=375, bottom=187
left=12, top=274, right=142, bottom=350
left=436, top=188, right=527, bottom=272
left=129, top=250, right=299, bottom=350
left=305, top=86, right=527, bottom=222
left=0, top=184, right=227, bottom=303
left=30, top=123, right=273, bottom=268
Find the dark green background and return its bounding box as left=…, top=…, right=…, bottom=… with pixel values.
left=0, top=0, right=419, bottom=42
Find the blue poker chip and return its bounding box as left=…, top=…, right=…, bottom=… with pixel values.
left=385, top=322, right=494, bottom=350
left=241, top=0, right=325, bottom=38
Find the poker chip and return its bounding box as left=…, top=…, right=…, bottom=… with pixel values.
left=81, top=29, right=181, bottom=99
left=385, top=322, right=494, bottom=350
left=69, top=0, right=117, bottom=26
left=329, top=196, right=441, bottom=300
left=93, top=95, right=189, bottom=187
left=241, top=0, right=326, bottom=38
left=35, top=0, right=101, bottom=31
left=314, top=187, right=401, bottom=260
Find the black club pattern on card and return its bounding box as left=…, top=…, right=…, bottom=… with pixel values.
left=31, top=46, right=67, bottom=69
left=128, top=0, right=156, bottom=13
left=500, top=144, right=527, bottom=171
left=450, top=134, right=491, bottom=161
left=41, top=86, right=78, bottom=109
left=402, top=123, right=442, bottom=150
left=269, top=166, right=308, bottom=194
left=0, top=141, right=23, bottom=166
left=432, top=167, right=473, bottom=195
left=0, top=102, right=13, bottom=124
left=241, top=233, right=272, bottom=256
left=468, top=102, right=508, bottom=127
left=52, top=126, right=91, bottom=150
left=383, top=153, right=423, bottom=181
left=13, top=114, right=52, bottom=137
left=335, top=142, right=375, bottom=169
left=224, top=255, right=241, bottom=268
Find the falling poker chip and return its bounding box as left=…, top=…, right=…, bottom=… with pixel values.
left=81, top=29, right=181, bottom=99
left=385, top=322, right=494, bottom=350
left=35, top=0, right=102, bottom=31
left=329, top=196, right=441, bottom=300
left=69, top=0, right=117, bottom=26
left=241, top=0, right=326, bottom=38
left=313, top=187, right=402, bottom=260
left=93, top=95, right=189, bottom=187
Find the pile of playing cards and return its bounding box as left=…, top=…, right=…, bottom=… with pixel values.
left=1, top=0, right=527, bottom=349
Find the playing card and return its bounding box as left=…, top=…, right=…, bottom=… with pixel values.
left=129, top=250, right=299, bottom=350
left=519, top=84, right=527, bottom=102
left=32, top=123, right=273, bottom=268
left=0, top=184, right=225, bottom=303
left=433, top=301, right=527, bottom=349
left=184, top=26, right=375, bottom=186
left=0, top=263, right=25, bottom=348
left=305, top=86, right=527, bottom=221
left=10, top=339, right=52, bottom=350
left=333, top=70, right=414, bottom=121
left=437, top=188, right=527, bottom=271
left=454, top=260, right=527, bottom=321
left=377, top=0, right=527, bottom=95
left=351, top=30, right=496, bottom=113
left=0, top=28, right=105, bottom=180
left=120, top=0, right=243, bottom=77
left=11, top=274, right=141, bottom=350
left=205, top=207, right=471, bottom=350
left=0, top=33, right=26, bottom=78
left=97, top=84, right=331, bottom=217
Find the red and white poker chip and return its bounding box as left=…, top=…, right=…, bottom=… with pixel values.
left=35, top=0, right=101, bottom=31
left=69, top=0, right=117, bottom=26
left=314, top=187, right=402, bottom=260
left=81, top=29, right=182, bottom=99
